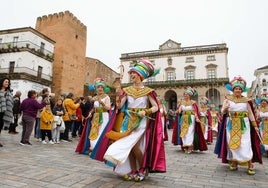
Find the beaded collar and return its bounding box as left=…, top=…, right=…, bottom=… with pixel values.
left=227, top=95, right=250, bottom=103
left=181, top=100, right=195, bottom=106
left=260, top=106, right=268, bottom=113
left=123, top=86, right=153, bottom=99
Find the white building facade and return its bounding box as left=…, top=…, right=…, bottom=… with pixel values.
left=0, top=27, right=55, bottom=99
left=251, top=65, right=268, bottom=103
left=120, top=39, right=229, bottom=110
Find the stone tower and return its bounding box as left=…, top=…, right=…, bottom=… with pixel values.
left=35, top=11, right=87, bottom=97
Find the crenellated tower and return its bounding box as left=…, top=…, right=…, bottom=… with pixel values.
left=35, top=10, right=87, bottom=97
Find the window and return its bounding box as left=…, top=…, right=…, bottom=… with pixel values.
left=37, top=66, right=43, bottom=79
left=40, top=42, right=45, bottom=54
left=262, top=79, right=267, bottom=86
left=186, top=57, right=194, bottom=63
left=207, top=55, right=216, bottom=61
left=208, top=69, right=216, bottom=79
left=167, top=72, right=175, bottom=81
left=147, top=76, right=155, bottom=83
left=9, top=61, right=15, bottom=74
left=263, top=88, right=267, bottom=92
left=186, top=70, right=194, bottom=80
left=13, top=36, right=18, bottom=47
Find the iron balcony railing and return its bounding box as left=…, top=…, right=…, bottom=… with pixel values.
left=0, top=41, right=54, bottom=59
left=0, top=67, right=52, bottom=81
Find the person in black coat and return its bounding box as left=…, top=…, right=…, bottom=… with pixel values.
left=9, top=91, right=22, bottom=134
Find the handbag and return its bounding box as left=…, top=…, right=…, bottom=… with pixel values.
left=53, top=115, right=61, bottom=124
left=69, top=114, right=78, bottom=120
left=59, top=120, right=65, bottom=133
left=63, top=101, right=77, bottom=121
left=52, top=115, right=61, bottom=129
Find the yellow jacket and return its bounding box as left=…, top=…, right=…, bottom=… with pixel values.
left=40, top=109, right=54, bottom=130
left=62, top=98, right=80, bottom=121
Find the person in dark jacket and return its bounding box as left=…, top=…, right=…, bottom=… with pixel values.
left=9, top=91, right=22, bottom=134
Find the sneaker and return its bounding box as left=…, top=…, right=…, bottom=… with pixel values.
left=37, top=138, right=42, bottom=142
left=0, top=143, right=3, bottom=147
left=19, top=142, right=25, bottom=146
left=49, top=140, right=54, bottom=144
left=25, top=141, right=32, bottom=146
left=56, top=141, right=60, bottom=144
left=62, top=139, right=72, bottom=142
left=42, top=140, right=47, bottom=144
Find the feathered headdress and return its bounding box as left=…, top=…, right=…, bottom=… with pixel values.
left=184, top=86, right=198, bottom=97
left=87, top=78, right=110, bottom=93
left=256, top=91, right=268, bottom=105
left=225, top=76, right=249, bottom=92
left=200, top=96, right=210, bottom=105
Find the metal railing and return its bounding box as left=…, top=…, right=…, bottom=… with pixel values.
left=0, top=41, right=54, bottom=58
left=0, top=67, right=52, bottom=81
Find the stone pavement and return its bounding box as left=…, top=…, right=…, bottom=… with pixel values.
left=0, top=126, right=268, bottom=188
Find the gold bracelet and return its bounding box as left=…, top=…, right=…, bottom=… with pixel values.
left=251, top=121, right=257, bottom=127
left=144, top=109, right=152, bottom=116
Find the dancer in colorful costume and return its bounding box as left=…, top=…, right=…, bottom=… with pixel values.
left=256, top=91, right=268, bottom=156
left=173, top=87, right=207, bottom=153
left=104, top=59, right=166, bottom=181
left=75, top=78, right=111, bottom=154
left=199, top=96, right=213, bottom=144
left=214, top=76, right=262, bottom=175
left=158, top=98, right=168, bottom=141
left=210, top=104, right=222, bottom=138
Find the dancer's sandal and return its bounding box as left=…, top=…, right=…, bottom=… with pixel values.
left=229, top=165, right=238, bottom=171
left=247, top=165, right=255, bottom=175
left=124, top=171, right=137, bottom=181
left=187, top=149, right=193, bottom=154
left=134, top=172, right=145, bottom=182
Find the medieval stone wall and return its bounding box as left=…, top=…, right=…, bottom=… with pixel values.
left=35, top=11, right=87, bottom=97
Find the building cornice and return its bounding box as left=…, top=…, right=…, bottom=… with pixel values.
left=120, top=43, right=228, bottom=61
left=0, top=27, right=56, bottom=44
left=122, top=77, right=229, bottom=89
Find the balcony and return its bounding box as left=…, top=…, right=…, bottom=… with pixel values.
left=0, top=67, right=52, bottom=86
left=122, top=78, right=229, bottom=89
left=0, top=41, right=54, bottom=61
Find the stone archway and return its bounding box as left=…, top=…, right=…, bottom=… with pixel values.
left=164, top=90, right=177, bottom=111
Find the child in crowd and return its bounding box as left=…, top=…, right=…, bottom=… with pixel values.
left=52, top=98, right=65, bottom=144
left=40, top=103, right=54, bottom=144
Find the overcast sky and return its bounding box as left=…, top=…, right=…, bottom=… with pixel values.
left=1, top=0, right=267, bottom=85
